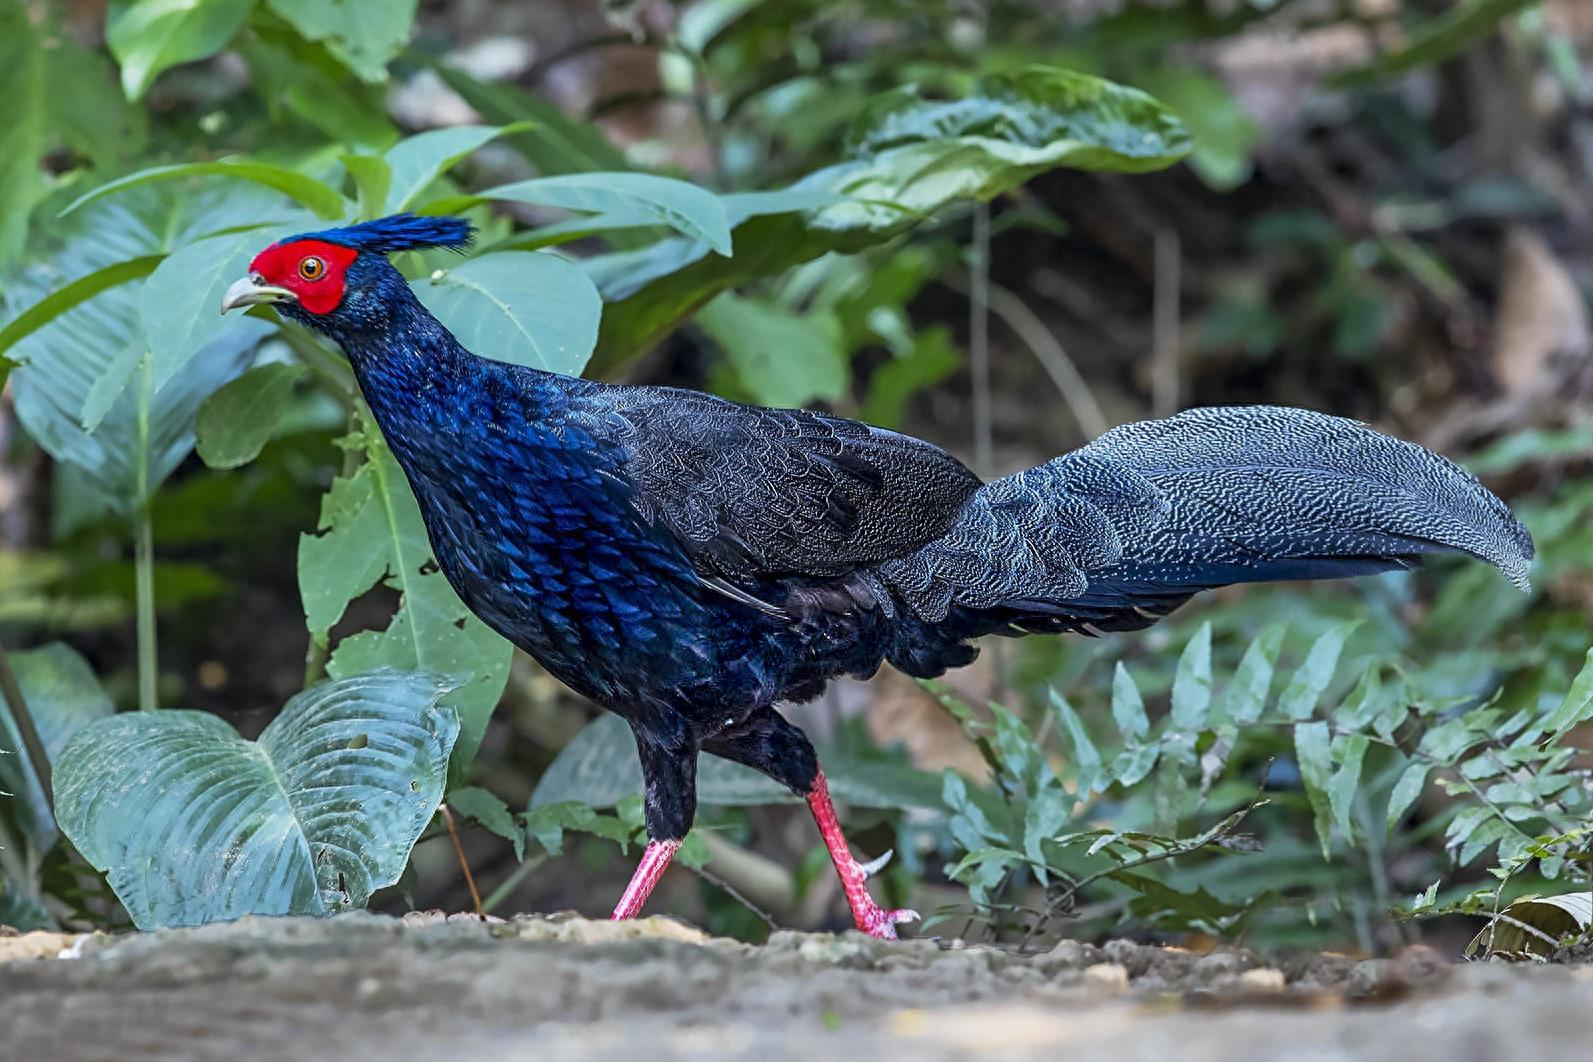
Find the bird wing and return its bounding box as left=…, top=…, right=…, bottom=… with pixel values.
left=599, top=386, right=982, bottom=580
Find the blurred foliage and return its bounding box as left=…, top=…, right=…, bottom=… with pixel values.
left=0, top=0, right=1588, bottom=957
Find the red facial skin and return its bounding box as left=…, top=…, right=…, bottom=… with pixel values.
left=248, top=239, right=359, bottom=315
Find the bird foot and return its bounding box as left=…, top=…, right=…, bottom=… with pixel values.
left=847, top=889, right=921, bottom=940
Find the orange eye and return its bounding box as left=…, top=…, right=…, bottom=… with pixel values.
left=298, top=255, right=326, bottom=281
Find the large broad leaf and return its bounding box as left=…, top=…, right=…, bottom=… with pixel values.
left=695, top=293, right=847, bottom=406
left=414, top=251, right=602, bottom=373
left=107, top=0, right=258, bottom=101
left=55, top=669, right=458, bottom=930
left=138, top=220, right=315, bottom=395
left=3, top=186, right=287, bottom=512
left=301, top=424, right=512, bottom=780
left=0, top=642, right=115, bottom=851
left=0, top=0, right=44, bottom=269
left=380, top=124, right=517, bottom=214
left=60, top=160, right=345, bottom=221
left=194, top=361, right=310, bottom=469
left=588, top=65, right=1191, bottom=370
left=265, top=0, right=417, bottom=83
left=530, top=713, right=949, bottom=812
left=441, top=173, right=734, bottom=257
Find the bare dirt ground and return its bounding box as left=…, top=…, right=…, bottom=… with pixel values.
left=2, top=913, right=1589, bottom=1062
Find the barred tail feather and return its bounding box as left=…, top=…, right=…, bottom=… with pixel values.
left=876, top=406, right=1534, bottom=633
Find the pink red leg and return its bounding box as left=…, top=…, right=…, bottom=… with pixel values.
left=610, top=838, right=681, bottom=920
left=806, top=769, right=919, bottom=939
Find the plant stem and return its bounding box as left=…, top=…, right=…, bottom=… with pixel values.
left=134, top=504, right=158, bottom=711
left=0, top=642, right=53, bottom=812
left=482, top=854, right=547, bottom=914
left=440, top=804, right=486, bottom=920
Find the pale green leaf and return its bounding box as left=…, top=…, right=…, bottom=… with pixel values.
left=414, top=251, right=601, bottom=374
left=61, top=160, right=345, bottom=220
left=264, top=0, right=418, bottom=82
left=1386, top=761, right=1430, bottom=834
left=1227, top=624, right=1284, bottom=724
left=195, top=362, right=309, bottom=469
left=1294, top=720, right=1334, bottom=858
left=1327, top=733, right=1369, bottom=846
left=1537, top=647, right=1593, bottom=743
left=0, top=643, right=115, bottom=850
left=1279, top=621, right=1361, bottom=720
left=0, top=0, right=45, bottom=268
left=382, top=124, right=521, bottom=214
left=1050, top=689, right=1103, bottom=794
left=456, top=172, right=733, bottom=256
left=695, top=293, right=847, bottom=407
left=107, top=0, right=255, bottom=100
left=1171, top=622, right=1213, bottom=729
left=55, top=669, right=458, bottom=929
left=1110, top=661, right=1148, bottom=741
left=447, top=786, right=523, bottom=861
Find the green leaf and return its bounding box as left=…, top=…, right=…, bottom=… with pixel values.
left=0, top=256, right=162, bottom=363
left=0, top=643, right=115, bottom=850
left=55, top=670, right=457, bottom=929
left=195, top=362, right=309, bottom=469
left=61, top=161, right=346, bottom=220
left=590, top=65, right=1190, bottom=369
left=308, top=427, right=512, bottom=780
left=1171, top=622, right=1213, bottom=729
left=1329, top=0, right=1542, bottom=89
left=413, top=251, right=601, bottom=374
left=1109, top=661, right=1148, bottom=741
left=139, top=223, right=308, bottom=394
left=381, top=124, right=522, bottom=214
left=447, top=172, right=734, bottom=256
left=1327, top=734, right=1369, bottom=847
left=1110, top=742, right=1159, bottom=789
left=1050, top=689, right=1103, bottom=795
left=6, top=189, right=276, bottom=513
left=1386, top=762, right=1430, bottom=834
left=0, top=0, right=45, bottom=269
left=265, top=0, right=417, bottom=82
left=1294, top=721, right=1334, bottom=859
left=1227, top=624, right=1284, bottom=724
left=41, top=31, right=145, bottom=170
left=1536, top=647, right=1593, bottom=743
left=342, top=154, right=392, bottom=221
left=1278, top=621, right=1361, bottom=720
left=1134, top=69, right=1258, bottom=191
left=1022, top=786, right=1073, bottom=880
left=447, top=786, right=523, bottom=861
left=695, top=294, right=847, bottom=407
left=107, top=0, right=255, bottom=100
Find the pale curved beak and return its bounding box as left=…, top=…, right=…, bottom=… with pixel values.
left=220, top=274, right=297, bottom=315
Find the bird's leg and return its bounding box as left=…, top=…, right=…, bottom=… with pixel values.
left=609, top=733, right=696, bottom=921
left=610, top=838, right=682, bottom=920
left=805, top=768, right=920, bottom=939
left=703, top=711, right=918, bottom=940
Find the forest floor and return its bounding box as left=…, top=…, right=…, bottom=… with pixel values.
left=1, top=912, right=1589, bottom=1061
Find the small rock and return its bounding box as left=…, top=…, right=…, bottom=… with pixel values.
left=1083, top=962, right=1130, bottom=994
left=1239, top=968, right=1286, bottom=992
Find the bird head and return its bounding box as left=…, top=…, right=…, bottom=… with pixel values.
left=220, top=214, right=474, bottom=330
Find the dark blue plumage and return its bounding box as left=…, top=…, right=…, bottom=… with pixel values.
left=230, top=216, right=1534, bottom=928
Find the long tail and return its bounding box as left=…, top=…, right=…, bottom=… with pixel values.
left=875, top=406, right=1534, bottom=640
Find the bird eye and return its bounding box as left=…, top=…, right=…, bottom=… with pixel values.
left=298, top=256, right=326, bottom=281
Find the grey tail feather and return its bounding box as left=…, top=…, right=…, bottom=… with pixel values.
left=876, top=405, right=1534, bottom=626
